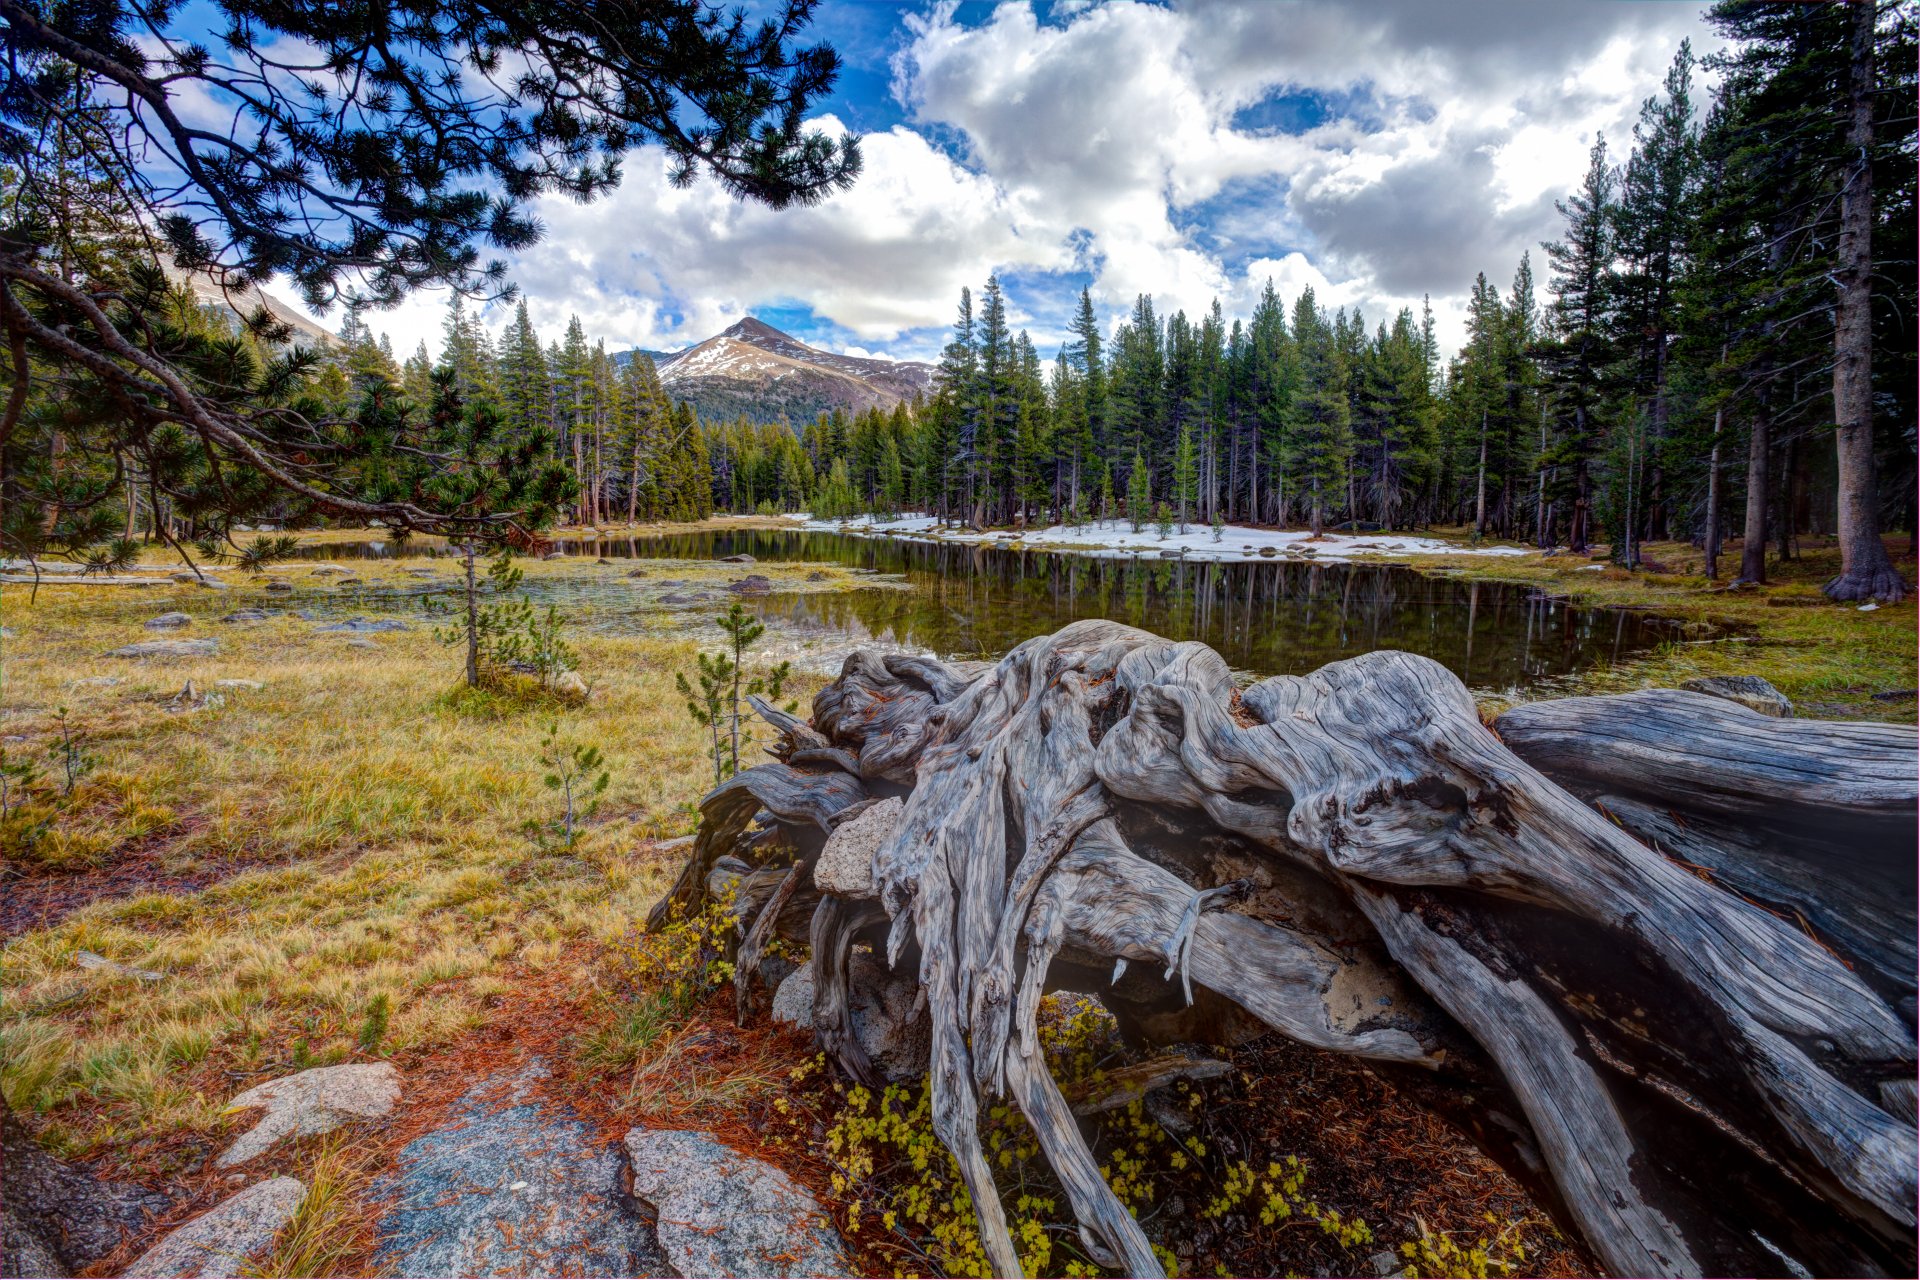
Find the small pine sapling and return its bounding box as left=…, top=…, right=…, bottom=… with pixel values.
left=1154, top=502, right=1174, bottom=539
left=1211, top=510, right=1226, bottom=542
left=677, top=603, right=796, bottom=785
left=530, top=721, right=611, bottom=850
left=47, top=706, right=95, bottom=797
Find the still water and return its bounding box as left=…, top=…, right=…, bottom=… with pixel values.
left=303, top=527, right=1686, bottom=690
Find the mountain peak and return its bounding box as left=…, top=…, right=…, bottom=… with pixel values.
left=719, top=316, right=797, bottom=346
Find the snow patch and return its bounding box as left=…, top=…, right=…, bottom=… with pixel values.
left=780, top=514, right=1537, bottom=564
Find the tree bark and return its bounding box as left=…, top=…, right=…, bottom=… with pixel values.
left=1740, top=395, right=1770, bottom=583
left=653, top=624, right=1917, bottom=1279
left=1824, top=0, right=1906, bottom=602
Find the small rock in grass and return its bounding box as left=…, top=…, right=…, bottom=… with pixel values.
left=625, top=568, right=647, bottom=579
left=806, top=571, right=829, bottom=582
left=128, top=1177, right=305, bottom=1279
left=169, top=572, right=198, bottom=584
left=107, top=639, right=217, bottom=659
left=145, top=612, right=192, bottom=629
left=222, top=610, right=270, bottom=623
left=405, top=568, right=439, bottom=578
left=314, top=617, right=409, bottom=633
left=309, top=566, right=345, bottom=576
left=196, top=577, right=228, bottom=590
left=334, top=576, right=363, bottom=587
left=1680, top=675, right=1793, bottom=718
left=552, top=670, right=589, bottom=699
left=345, top=637, right=380, bottom=649
left=541, top=551, right=567, bottom=561
left=719, top=553, right=756, bottom=563
left=263, top=581, right=294, bottom=593
left=726, top=574, right=773, bottom=595
left=74, top=950, right=162, bottom=982
left=623, top=1129, right=844, bottom=1279
left=214, top=679, right=264, bottom=691
left=218, top=1063, right=401, bottom=1167
left=658, top=592, right=695, bottom=604
left=596, top=557, right=614, bottom=565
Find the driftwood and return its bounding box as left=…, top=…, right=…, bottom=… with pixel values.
left=650, top=620, right=1917, bottom=1278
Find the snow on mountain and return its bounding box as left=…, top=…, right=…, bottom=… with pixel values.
left=638, top=317, right=935, bottom=425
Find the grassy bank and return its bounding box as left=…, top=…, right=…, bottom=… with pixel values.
left=1396, top=529, right=1916, bottom=722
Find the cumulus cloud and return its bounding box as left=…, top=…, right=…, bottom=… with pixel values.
left=291, top=0, right=1720, bottom=361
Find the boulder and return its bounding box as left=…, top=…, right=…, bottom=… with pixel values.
left=658, top=593, right=696, bottom=604
left=218, top=1063, right=401, bottom=1167
left=552, top=671, right=589, bottom=699
left=309, top=566, right=346, bottom=576
left=195, top=577, right=228, bottom=590
left=107, top=639, right=217, bottom=659
left=771, top=950, right=929, bottom=1083
left=214, top=679, right=264, bottom=691
left=145, top=612, right=192, bottom=629
left=814, top=797, right=900, bottom=900
left=1679, top=675, right=1793, bottom=718
left=372, top=1065, right=658, bottom=1277
left=719, top=553, right=756, bottom=563
left=622, top=1129, right=844, bottom=1278
left=626, top=568, right=648, bottom=579
left=222, top=610, right=271, bottom=624
left=727, top=575, right=774, bottom=595
left=128, top=1177, right=306, bottom=1279
left=264, top=581, right=294, bottom=593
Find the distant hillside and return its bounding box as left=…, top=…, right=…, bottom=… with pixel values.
left=163, top=264, right=340, bottom=350
left=620, top=317, right=935, bottom=425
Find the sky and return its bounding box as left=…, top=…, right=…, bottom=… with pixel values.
left=281, top=0, right=1724, bottom=366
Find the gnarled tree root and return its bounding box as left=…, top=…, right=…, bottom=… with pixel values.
left=650, top=620, right=1917, bottom=1278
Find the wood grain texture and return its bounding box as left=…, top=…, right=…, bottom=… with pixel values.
left=649, top=624, right=1917, bottom=1278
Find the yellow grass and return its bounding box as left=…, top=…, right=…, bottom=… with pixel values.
left=0, top=539, right=848, bottom=1157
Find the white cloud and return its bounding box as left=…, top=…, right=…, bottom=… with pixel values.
left=283, top=0, right=1722, bottom=363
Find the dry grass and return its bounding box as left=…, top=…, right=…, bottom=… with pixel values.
left=0, top=538, right=846, bottom=1162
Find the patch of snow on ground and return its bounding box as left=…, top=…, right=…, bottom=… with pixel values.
left=780, top=514, right=1536, bottom=564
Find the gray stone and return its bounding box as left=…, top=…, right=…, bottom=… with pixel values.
left=806, top=571, right=830, bottom=582
left=263, top=580, right=294, bottom=593
left=626, top=568, right=648, bottom=579
left=719, top=553, right=756, bottom=563
left=727, top=574, right=774, bottom=595
left=219, top=1063, right=401, bottom=1167
left=373, top=1066, right=660, bottom=1278
left=221, top=610, right=270, bottom=623
left=75, top=950, right=162, bottom=982
left=623, top=1129, right=843, bottom=1279
left=314, top=617, right=410, bottom=633
left=1680, top=675, right=1793, bottom=718
left=196, top=577, right=229, bottom=590
left=552, top=670, right=589, bottom=699
left=405, top=568, right=439, bottom=578
left=3, top=1102, right=166, bottom=1276
left=215, top=679, right=264, bottom=691
left=145, top=612, right=193, bottom=629
left=770, top=950, right=929, bottom=1083
left=814, top=797, right=899, bottom=900
left=107, top=639, right=217, bottom=659
left=128, top=1177, right=306, bottom=1279
left=309, top=565, right=346, bottom=576
left=345, top=637, right=380, bottom=649
left=170, top=572, right=199, bottom=584
left=658, top=593, right=696, bottom=604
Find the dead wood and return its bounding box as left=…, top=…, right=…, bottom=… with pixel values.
left=651, top=621, right=1917, bottom=1278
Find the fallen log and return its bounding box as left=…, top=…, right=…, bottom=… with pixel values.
left=650, top=621, right=1917, bottom=1278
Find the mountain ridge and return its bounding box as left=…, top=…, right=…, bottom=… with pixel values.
left=615, top=317, right=935, bottom=425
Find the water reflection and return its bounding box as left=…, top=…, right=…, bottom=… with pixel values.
left=290, top=527, right=1681, bottom=689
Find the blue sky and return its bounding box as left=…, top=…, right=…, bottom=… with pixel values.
left=268, top=0, right=1721, bottom=366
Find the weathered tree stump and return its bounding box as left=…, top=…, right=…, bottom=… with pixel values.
left=650, top=621, right=1917, bottom=1278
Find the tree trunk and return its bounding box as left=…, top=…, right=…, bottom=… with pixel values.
left=653, top=623, right=1916, bottom=1280
left=1824, top=0, right=1906, bottom=602
left=1473, top=410, right=1488, bottom=538
left=1740, top=398, right=1770, bottom=583
left=463, top=544, right=480, bottom=687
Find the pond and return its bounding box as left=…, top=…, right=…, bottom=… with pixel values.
left=295, top=527, right=1691, bottom=690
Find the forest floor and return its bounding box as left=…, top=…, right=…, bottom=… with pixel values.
left=4, top=521, right=1905, bottom=1277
